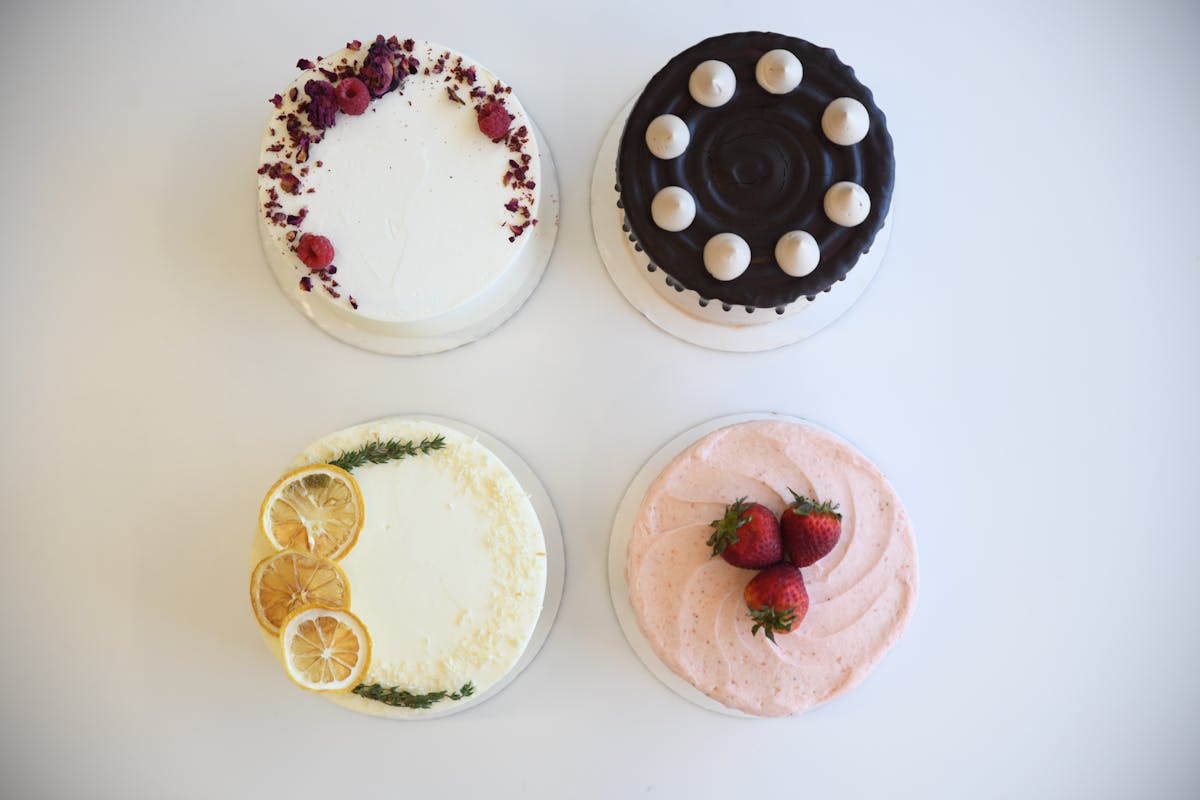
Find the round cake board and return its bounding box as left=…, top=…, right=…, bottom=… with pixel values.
left=265, top=122, right=560, bottom=357
left=591, top=99, right=892, bottom=353
left=609, top=411, right=863, bottom=719
left=250, top=414, right=565, bottom=720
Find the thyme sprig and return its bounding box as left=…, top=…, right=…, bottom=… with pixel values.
left=329, top=435, right=446, bottom=472
left=352, top=681, right=476, bottom=709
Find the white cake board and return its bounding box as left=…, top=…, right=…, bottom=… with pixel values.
left=264, top=122, right=560, bottom=357
left=590, top=99, right=892, bottom=353
left=250, top=414, right=565, bottom=720
left=609, top=411, right=850, bottom=718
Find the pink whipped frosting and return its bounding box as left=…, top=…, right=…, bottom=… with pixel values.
left=627, top=419, right=918, bottom=717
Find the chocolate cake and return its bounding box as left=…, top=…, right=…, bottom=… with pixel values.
left=616, top=32, right=895, bottom=319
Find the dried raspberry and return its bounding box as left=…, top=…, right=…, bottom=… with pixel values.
left=296, top=233, right=334, bottom=270
left=336, top=77, right=370, bottom=115
left=476, top=101, right=512, bottom=142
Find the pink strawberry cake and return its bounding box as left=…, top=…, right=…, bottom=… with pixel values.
left=625, top=418, right=918, bottom=716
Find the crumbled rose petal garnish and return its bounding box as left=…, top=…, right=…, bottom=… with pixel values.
left=347, top=39, right=362, bottom=51
left=299, top=276, right=313, bottom=292
left=304, top=80, right=339, bottom=129
left=504, top=199, right=519, bottom=212
left=360, top=35, right=399, bottom=97
left=296, top=233, right=335, bottom=269
left=279, top=173, right=300, bottom=194
left=476, top=101, right=512, bottom=142
left=319, top=67, right=338, bottom=81
left=336, top=77, right=370, bottom=115
left=349, top=296, right=358, bottom=309
left=297, top=58, right=314, bottom=70
left=402, top=38, right=414, bottom=52
left=270, top=94, right=283, bottom=108
left=446, top=87, right=465, bottom=105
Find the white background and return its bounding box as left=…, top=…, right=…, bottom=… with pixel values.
left=2, top=1, right=1198, bottom=797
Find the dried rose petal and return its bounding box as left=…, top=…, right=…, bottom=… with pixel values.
left=304, top=80, right=339, bottom=129
left=359, top=35, right=399, bottom=98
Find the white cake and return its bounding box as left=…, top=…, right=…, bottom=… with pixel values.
left=250, top=417, right=548, bottom=718
left=257, top=37, right=555, bottom=350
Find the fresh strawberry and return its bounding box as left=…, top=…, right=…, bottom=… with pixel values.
left=706, top=497, right=782, bottom=569
left=780, top=489, right=842, bottom=567
left=743, top=564, right=808, bottom=643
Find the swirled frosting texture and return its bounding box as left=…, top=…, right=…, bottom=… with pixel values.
left=627, top=420, right=917, bottom=716
left=616, top=32, right=895, bottom=309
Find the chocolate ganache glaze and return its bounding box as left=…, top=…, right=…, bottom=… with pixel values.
left=616, top=32, right=894, bottom=312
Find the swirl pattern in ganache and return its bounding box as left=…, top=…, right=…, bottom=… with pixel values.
left=617, top=32, right=895, bottom=310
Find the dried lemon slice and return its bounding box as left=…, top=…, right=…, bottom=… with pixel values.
left=260, top=464, right=364, bottom=560
left=250, top=550, right=350, bottom=635
left=280, top=606, right=371, bottom=693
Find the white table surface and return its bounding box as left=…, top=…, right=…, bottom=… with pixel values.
left=2, top=1, right=1198, bottom=797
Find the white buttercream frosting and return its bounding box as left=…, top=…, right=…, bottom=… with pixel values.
left=824, top=181, right=871, bottom=227
left=650, top=187, right=696, bottom=232
left=775, top=231, right=820, bottom=277
left=290, top=418, right=547, bottom=698
left=755, top=49, right=802, bottom=94
left=258, top=41, right=543, bottom=336
left=645, top=114, right=690, bottom=159
left=688, top=60, right=736, bottom=107
left=703, top=233, right=751, bottom=281
left=821, top=97, right=870, bottom=146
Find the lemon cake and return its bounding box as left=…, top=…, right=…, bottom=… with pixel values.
left=249, top=417, right=549, bottom=717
